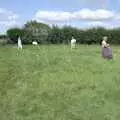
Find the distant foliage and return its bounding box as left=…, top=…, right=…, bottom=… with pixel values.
left=24, top=20, right=51, bottom=44
left=0, top=35, right=7, bottom=39
left=6, top=21, right=120, bottom=44
left=7, top=28, right=24, bottom=43
left=21, top=29, right=33, bottom=44
left=0, top=34, right=9, bottom=45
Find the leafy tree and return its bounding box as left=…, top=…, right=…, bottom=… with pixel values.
left=21, top=29, right=33, bottom=44
left=47, top=25, right=64, bottom=44
left=7, top=28, right=24, bottom=43
left=24, top=20, right=51, bottom=44
left=6, top=21, right=120, bottom=45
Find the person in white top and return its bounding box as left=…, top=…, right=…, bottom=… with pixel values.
left=18, top=36, right=22, bottom=49
left=101, top=36, right=112, bottom=59
left=71, top=36, right=76, bottom=49
left=101, top=36, right=109, bottom=48
left=32, top=41, right=38, bottom=45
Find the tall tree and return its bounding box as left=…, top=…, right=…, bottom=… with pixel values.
left=7, top=28, right=24, bottom=43
left=24, top=20, right=51, bottom=44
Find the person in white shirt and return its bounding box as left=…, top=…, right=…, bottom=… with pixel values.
left=32, top=41, right=38, bottom=45
left=71, top=36, right=76, bottom=49
left=101, top=36, right=109, bottom=48
left=101, top=36, right=112, bottom=59
left=18, top=36, right=22, bottom=49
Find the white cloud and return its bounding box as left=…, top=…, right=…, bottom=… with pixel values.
left=73, top=9, right=114, bottom=20
left=86, top=21, right=105, bottom=26
left=8, top=14, right=19, bottom=20
left=33, top=9, right=120, bottom=29
left=34, top=9, right=116, bottom=22
left=84, top=21, right=120, bottom=29
left=35, top=11, right=72, bottom=22
left=0, top=21, right=17, bottom=26
left=0, top=8, right=19, bottom=33
left=0, top=8, right=19, bottom=21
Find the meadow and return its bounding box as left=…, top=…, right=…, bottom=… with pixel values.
left=0, top=45, right=120, bottom=120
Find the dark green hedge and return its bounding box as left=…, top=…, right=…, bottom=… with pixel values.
left=7, top=21, right=120, bottom=45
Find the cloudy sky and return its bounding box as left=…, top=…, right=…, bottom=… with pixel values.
left=0, top=0, right=120, bottom=33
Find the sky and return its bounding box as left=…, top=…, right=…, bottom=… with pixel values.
left=0, top=0, right=120, bottom=33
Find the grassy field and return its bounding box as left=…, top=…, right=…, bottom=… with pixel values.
left=0, top=45, right=120, bottom=120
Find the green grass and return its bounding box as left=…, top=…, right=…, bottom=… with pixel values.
left=0, top=44, right=120, bottom=120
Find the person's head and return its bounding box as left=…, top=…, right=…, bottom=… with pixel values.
left=103, top=36, right=108, bottom=41
left=72, top=36, right=74, bottom=39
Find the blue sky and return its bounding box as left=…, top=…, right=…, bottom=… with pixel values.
left=0, top=0, right=120, bottom=33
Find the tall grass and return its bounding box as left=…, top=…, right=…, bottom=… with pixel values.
left=0, top=45, right=120, bottom=120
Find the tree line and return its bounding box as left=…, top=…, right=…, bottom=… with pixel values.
left=2, top=20, right=120, bottom=45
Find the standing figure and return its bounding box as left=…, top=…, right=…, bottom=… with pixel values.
left=18, top=36, right=22, bottom=49
left=101, top=36, right=112, bottom=59
left=71, top=36, right=76, bottom=49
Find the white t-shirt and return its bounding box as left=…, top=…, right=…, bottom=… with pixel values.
left=102, top=40, right=107, bottom=47
left=71, top=39, right=76, bottom=44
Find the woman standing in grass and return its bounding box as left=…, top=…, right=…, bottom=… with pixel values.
left=71, top=36, right=76, bottom=50
left=101, top=36, right=112, bottom=59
